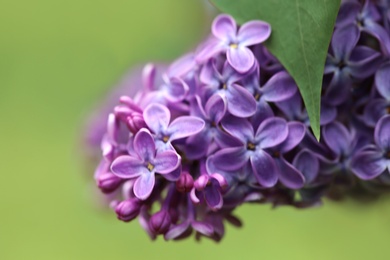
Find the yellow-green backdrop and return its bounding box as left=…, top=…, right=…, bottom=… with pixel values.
left=1, top=0, right=390, bottom=259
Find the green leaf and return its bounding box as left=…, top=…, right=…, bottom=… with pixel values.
left=210, top=0, right=341, bottom=140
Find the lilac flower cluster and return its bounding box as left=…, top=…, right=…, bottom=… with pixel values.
left=86, top=0, right=390, bottom=241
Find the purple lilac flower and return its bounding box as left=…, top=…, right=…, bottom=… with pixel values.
left=199, top=59, right=257, bottom=117
left=185, top=94, right=240, bottom=159
left=196, top=14, right=271, bottom=73
left=267, top=122, right=306, bottom=189
left=244, top=67, right=298, bottom=128
left=208, top=116, right=288, bottom=187
left=110, top=128, right=181, bottom=200
left=143, top=103, right=205, bottom=151
left=363, top=61, right=390, bottom=127
left=337, top=0, right=390, bottom=55
left=351, top=115, right=390, bottom=180
left=324, top=23, right=382, bottom=106
left=84, top=3, right=390, bottom=241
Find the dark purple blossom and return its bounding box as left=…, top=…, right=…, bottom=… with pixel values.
left=208, top=116, right=288, bottom=187
left=351, top=115, right=390, bottom=179
left=325, top=24, right=382, bottom=106
left=199, top=60, right=257, bottom=117
left=267, top=122, right=306, bottom=189
left=363, top=61, right=390, bottom=127
left=337, top=0, right=390, bottom=55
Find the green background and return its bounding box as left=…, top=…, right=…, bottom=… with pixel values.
left=1, top=0, right=390, bottom=259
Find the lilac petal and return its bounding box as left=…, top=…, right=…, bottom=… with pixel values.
left=207, top=147, right=248, bottom=172
left=185, top=130, right=211, bottom=160
left=153, top=150, right=180, bottom=174
left=238, top=20, right=271, bottom=46
left=256, top=117, right=288, bottom=149
left=364, top=21, right=390, bottom=55
left=222, top=61, right=247, bottom=85
left=276, top=158, right=305, bottom=189
left=374, top=115, right=390, bottom=151
left=164, top=222, right=191, bottom=240
left=323, top=122, right=351, bottom=156
left=250, top=100, right=274, bottom=129
left=205, top=94, right=227, bottom=123
left=277, top=122, right=306, bottom=153
left=133, top=171, right=155, bottom=200
left=331, top=24, right=359, bottom=59
left=221, top=116, right=254, bottom=143
left=225, top=83, right=257, bottom=117
left=251, top=150, right=278, bottom=187
left=351, top=151, right=387, bottom=180
left=190, top=188, right=200, bottom=204
left=190, top=96, right=207, bottom=119
left=214, top=129, right=243, bottom=149
left=227, top=47, right=254, bottom=73
left=204, top=185, right=223, bottom=210
left=142, top=63, right=156, bottom=91
left=211, top=173, right=228, bottom=188
left=293, top=150, right=319, bottom=184
left=375, top=62, right=390, bottom=100
left=325, top=71, right=351, bottom=106
left=275, top=91, right=302, bottom=120
left=107, top=113, right=119, bottom=146
left=133, top=129, right=156, bottom=161
left=168, top=116, right=205, bottom=141
left=363, top=99, right=388, bottom=127
left=262, top=71, right=297, bottom=102
left=94, top=158, right=110, bottom=180
left=167, top=53, right=196, bottom=78
left=212, top=14, right=237, bottom=41
left=195, top=39, right=226, bottom=64
left=143, top=103, right=170, bottom=134
left=164, top=165, right=181, bottom=182
left=199, top=59, right=221, bottom=87
left=192, top=221, right=214, bottom=236
left=110, top=155, right=147, bottom=179
left=164, top=77, right=188, bottom=102
left=349, top=46, right=383, bottom=79
left=320, top=102, right=337, bottom=125
left=336, top=2, right=360, bottom=28
left=195, top=175, right=209, bottom=190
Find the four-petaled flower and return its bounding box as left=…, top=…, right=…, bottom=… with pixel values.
left=351, top=115, right=390, bottom=180
left=207, top=116, right=288, bottom=187
left=111, top=128, right=181, bottom=200
left=196, top=14, right=271, bottom=73
left=143, top=103, right=205, bottom=151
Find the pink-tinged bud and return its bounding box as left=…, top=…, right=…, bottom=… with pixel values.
left=97, top=172, right=123, bottom=194
left=175, top=172, right=194, bottom=192
left=126, top=112, right=147, bottom=133
left=115, top=199, right=142, bottom=222
left=114, top=105, right=130, bottom=116
left=119, top=96, right=142, bottom=113
left=149, top=210, right=171, bottom=235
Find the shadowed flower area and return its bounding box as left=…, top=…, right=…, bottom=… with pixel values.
left=85, top=1, right=390, bottom=242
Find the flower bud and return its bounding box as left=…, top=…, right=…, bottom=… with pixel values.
left=149, top=210, right=171, bottom=234
left=97, top=172, right=122, bottom=194
left=115, top=198, right=142, bottom=222
left=175, top=172, right=194, bottom=192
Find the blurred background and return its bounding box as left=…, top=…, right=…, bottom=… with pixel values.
left=1, top=0, right=390, bottom=259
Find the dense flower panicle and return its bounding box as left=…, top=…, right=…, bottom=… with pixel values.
left=85, top=2, right=390, bottom=241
